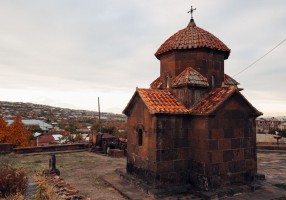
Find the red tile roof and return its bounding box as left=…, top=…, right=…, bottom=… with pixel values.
left=38, top=135, right=55, bottom=144
left=190, top=86, right=236, bottom=114
left=171, top=67, right=209, bottom=88
left=150, top=77, right=163, bottom=89
left=155, top=24, right=230, bottom=58
left=137, top=88, right=189, bottom=114
left=224, top=74, right=239, bottom=86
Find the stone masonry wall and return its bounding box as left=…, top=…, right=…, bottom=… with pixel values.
left=191, top=95, right=258, bottom=190
left=155, top=115, right=190, bottom=187
left=159, top=49, right=225, bottom=90
left=126, top=97, right=157, bottom=185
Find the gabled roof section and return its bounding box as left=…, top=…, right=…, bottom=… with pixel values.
left=123, top=88, right=189, bottom=115
left=224, top=74, right=239, bottom=86
left=171, top=67, right=209, bottom=88
left=137, top=89, right=189, bottom=114
left=150, top=77, right=163, bottom=89
left=155, top=25, right=230, bottom=59
left=191, top=86, right=235, bottom=114
left=190, top=86, right=262, bottom=116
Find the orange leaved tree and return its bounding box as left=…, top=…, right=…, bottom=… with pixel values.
left=7, top=116, right=31, bottom=147
left=0, top=115, right=8, bottom=143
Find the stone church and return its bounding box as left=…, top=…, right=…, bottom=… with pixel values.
left=123, top=8, right=262, bottom=192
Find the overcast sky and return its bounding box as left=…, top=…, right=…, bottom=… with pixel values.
left=0, top=0, right=285, bottom=116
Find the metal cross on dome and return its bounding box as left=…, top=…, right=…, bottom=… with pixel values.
left=188, top=5, right=196, bottom=19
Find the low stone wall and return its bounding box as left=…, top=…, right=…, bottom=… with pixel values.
left=257, top=145, right=286, bottom=151
left=108, top=149, right=125, bottom=157
left=0, top=143, right=14, bottom=153
left=256, top=134, right=286, bottom=145
left=13, top=144, right=87, bottom=154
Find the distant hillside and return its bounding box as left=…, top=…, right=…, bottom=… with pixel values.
left=0, top=101, right=126, bottom=123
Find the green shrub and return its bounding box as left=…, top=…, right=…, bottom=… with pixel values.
left=0, top=166, right=28, bottom=198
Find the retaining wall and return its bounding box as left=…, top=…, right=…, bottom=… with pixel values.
left=0, top=143, right=14, bottom=153
left=13, top=143, right=87, bottom=154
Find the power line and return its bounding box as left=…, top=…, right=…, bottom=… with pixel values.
left=233, top=38, right=286, bottom=77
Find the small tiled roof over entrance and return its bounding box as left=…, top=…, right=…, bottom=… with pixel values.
left=155, top=21, right=230, bottom=59
left=137, top=88, right=189, bottom=114
left=171, top=67, right=209, bottom=88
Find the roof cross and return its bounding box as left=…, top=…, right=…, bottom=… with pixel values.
left=187, top=5, right=196, bottom=19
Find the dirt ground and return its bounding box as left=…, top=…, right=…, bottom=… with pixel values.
left=0, top=151, right=127, bottom=200
left=1, top=150, right=285, bottom=200
left=257, top=150, right=286, bottom=185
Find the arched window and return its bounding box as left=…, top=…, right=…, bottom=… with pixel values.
left=211, top=75, right=215, bottom=88
left=138, top=128, right=143, bottom=146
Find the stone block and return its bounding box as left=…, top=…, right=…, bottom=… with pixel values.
left=231, top=138, right=241, bottom=149
left=210, top=150, right=223, bottom=163
left=229, top=173, right=245, bottom=184
left=206, top=164, right=220, bottom=176
left=209, top=175, right=221, bottom=189
left=219, top=163, right=228, bottom=175
left=168, top=172, right=178, bottom=184
left=189, top=160, right=204, bottom=174
left=234, top=128, right=244, bottom=138
left=218, top=139, right=231, bottom=150
left=209, top=140, right=218, bottom=150
left=224, top=129, right=234, bottom=138
left=157, top=149, right=177, bottom=161
left=242, top=137, right=252, bottom=147
left=157, top=161, right=174, bottom=173
left=174, top=137, right=188, bottom=148
left=233, top=149, right=244, bottom=160
left=223, top=150, right=233, bottom=162
left=174, top=160, right=188, bottom=171
left=244, top=148, right=254, bottom=159
left=176, top=148, right=189, bottom=160
left=211, top=129, right=224, bottom=139
left=245, top=159, right=256, bottom=171
left=108, top=149, right=125, bottom=157
left=228, top=160, right=245, bottom=173
left=244, top=127, right=250, bottom=137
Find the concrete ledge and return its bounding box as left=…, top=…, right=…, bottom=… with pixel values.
left=257, top=145, right=286, bottom=151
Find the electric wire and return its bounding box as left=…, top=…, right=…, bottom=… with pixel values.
left=233, top=38, right=286, bottom=77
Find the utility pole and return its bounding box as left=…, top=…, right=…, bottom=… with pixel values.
left=98, top=97, right=101, bottom=132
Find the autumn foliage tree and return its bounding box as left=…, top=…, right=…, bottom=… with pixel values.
left=0, top=116, right=8, bottom=143
left=0, top=115, right=32, bottom=147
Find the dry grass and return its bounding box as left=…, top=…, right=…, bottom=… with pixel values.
left=0, top=192, right=24, bottom=200
left=0, top=166, right=28, bottom=198
left=0, top=151, right=126, bottom=200
left=34, top=175, right=64, bottom=200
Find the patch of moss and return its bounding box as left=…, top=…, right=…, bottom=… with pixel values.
left=274, top=184, right=286, bottom=190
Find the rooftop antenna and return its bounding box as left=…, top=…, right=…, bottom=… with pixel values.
left=98, top=97, right=101, bottom=132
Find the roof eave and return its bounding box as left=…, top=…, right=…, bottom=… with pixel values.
left=155, top=48, right=231, bottom=60
left=122, top=90, right=139, bottom=116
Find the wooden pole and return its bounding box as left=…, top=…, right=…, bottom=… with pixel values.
left=98, top=97, right=101, bottom=132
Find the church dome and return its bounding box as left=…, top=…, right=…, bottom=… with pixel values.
left=155, top=19, right=231, bottom=59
